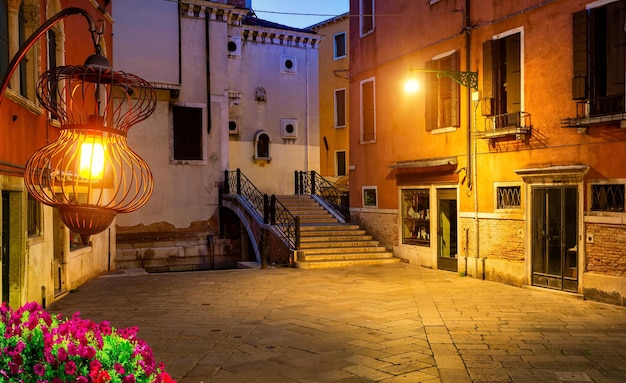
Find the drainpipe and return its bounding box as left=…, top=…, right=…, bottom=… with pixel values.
left=205, top=8, right=212, bottom=134
left=465, top=0, right=481, bottom=278
left=305, top=47, right=310, bottom=171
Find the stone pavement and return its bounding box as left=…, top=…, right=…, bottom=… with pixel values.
left=47, top=263, right=626, bottom=383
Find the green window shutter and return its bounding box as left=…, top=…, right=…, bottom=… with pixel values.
left=572, top=10, right=588, bottom=100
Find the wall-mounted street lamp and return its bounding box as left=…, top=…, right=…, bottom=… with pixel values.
left=406, top=67, right=478, bottom=91
left=0, top=7, right=156, bottom=240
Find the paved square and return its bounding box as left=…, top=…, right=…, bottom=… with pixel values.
left=48, top=264, right=626, bottom=382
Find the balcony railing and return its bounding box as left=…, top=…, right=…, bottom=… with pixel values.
left=561, top=94, right=626, bottom=128
left=295, top=170, right=350, bottom=221
left=223, top=169, right=299, bottom=249
left=478, top=111, right=531, bottom=141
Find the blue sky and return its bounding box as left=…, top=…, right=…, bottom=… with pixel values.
left=251, top=0, right=349, bottom=29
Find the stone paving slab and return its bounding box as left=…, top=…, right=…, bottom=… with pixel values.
left=47, top=263, right=626, bottom=383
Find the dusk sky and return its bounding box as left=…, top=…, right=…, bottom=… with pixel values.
left=251, top=0, right=349, bottom=28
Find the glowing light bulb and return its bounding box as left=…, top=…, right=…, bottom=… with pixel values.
left=404, top=79, right=419, bottom=93
left=79, top=139, right=105, bottom=179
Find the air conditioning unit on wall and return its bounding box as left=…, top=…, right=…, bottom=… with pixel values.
left=281, top=118, right=297, bottom=139
left=280, top=55, right=296, bottom=74
left=228, top=120, right=240, bottom=135
left=227, top=37, right=241, bottom=58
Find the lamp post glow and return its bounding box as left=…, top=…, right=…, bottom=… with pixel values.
left=404, top=78, right=419, bottom=93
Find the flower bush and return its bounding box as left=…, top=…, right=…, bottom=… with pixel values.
left=0, top=302, right=175, bottom=382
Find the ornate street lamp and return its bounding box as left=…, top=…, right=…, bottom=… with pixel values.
left=0, top=8, right=156, bottom=240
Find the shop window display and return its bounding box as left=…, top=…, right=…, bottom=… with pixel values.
left=402, top=189, right=430, bottom=246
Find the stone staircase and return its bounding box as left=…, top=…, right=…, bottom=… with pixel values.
left=277, top=195, right=399, bottom=269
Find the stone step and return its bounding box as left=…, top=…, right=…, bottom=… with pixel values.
left=295, top=257, right=400, bottom=269
left=299, top=224, right=361, bottom=231
left=300, top=234, right=373, bottom=243
left=297, top=246, right=389, bottom=255
left=298, top=240, right=380, bottom=249
left=297, top=251, right=395, bottom=262
left=300, top=229, right=367, bottom=237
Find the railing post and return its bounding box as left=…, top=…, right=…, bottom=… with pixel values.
left=270, top=195, right=277, bottom=225
left=295, top=216, right=301, bottom=249
left=263, top=194, right=270, bottom=224
left=298, top=171, right=304, bottom=194
left=294, top=170, right=299, bottom=194
left=310, top=171, right=316, bottom=195
left=343, top=192, right=350, bottom=221
left=236, top=168, right=241, bottom=195
left=223, top=170, right=230, bottom=194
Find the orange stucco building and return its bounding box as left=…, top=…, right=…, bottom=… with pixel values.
left=349, top=0, right=626, bottom=305
left=0, top=0, right=114, bottom=307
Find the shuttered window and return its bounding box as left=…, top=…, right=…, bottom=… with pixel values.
left=360, top=78, right=375, bottom=143
left=482, top=32, right=521, bottom=119
left=425, top=51, right=460, bottom=131
left=574, top=1, right=626, bottom=115
left=360, top=0, right=374, bottom=36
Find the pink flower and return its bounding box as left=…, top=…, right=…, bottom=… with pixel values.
left=33, top=363, right=45, bottom=376
left=64, top=360, right=77, bottom=375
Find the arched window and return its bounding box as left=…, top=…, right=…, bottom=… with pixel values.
left=254, top=131, right=271, bottom=162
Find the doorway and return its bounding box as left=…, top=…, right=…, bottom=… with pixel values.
left=532, top=187, right=578, bottom=292
left=437, top=188, right=458, bottom=272
left=2, top=192, right=9, bottom=303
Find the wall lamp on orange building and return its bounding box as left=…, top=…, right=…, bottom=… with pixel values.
left=405, top=67, right=478, bottom=91
left=0, top=7, right=156, bottom=240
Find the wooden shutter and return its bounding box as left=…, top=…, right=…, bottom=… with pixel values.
left=361, top=80, right=375, bottom=141
left=482, top=40, right=494, bottom=116
left=506, top=33, right=521, bottom=114
left=572, top=10, right=588, bottom=100
left=335, top=89, right=346, bottom=127
left=450, top=50, right=459, bottom=127
left=424, top=60, right=437, bottom=131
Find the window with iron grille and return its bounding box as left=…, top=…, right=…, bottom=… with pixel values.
left=497, top=186, right=521, bottom=209
left=591, top=184, right=625, bottom=212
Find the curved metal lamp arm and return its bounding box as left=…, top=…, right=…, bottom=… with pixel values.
left=0, top=7, right=98, bottom=104
left=410, top=67, right=478, bottom=90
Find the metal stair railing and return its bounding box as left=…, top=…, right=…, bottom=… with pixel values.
left=223, top=169, right=300, bottom=249
left=295, top=170, right=349, bottom=221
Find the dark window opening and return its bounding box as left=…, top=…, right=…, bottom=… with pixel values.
left=336, top=151, right=346, bottom=177
left=360, top=0, right=374, bottom=35
left=335, top=88, right=346, bottom=127
left=27, top=194, right=41, bottom=237
left=173, top=106, right=203, bottom=161
left=334, top=32, right=346, bottom=58
left=361, top=80, right=375, bottom=142
left=257, top=133, right=270, bottom=158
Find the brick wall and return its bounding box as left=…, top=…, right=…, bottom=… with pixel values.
left=350, top=210, right=398, bottom=249
left=585, top=224, right=626, bottom=276
left=459, top=217, right=525, bottom=262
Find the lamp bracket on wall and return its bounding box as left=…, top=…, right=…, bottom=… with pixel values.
left=409, top=67, right=478, bottom=90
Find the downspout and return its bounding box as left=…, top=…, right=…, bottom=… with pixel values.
left=205, top=8, right=212, bottom=134
left=465, top=0, right=480, bottom=277
left=305, top=42, right=310, bottom=171
left=177, top=2, right=182, bottom=85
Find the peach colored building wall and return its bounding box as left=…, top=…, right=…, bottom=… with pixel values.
left=349, top=0, right=626, bottom=306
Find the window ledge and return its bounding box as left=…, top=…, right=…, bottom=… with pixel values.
left=4, top=89, right=44, bottom=115
left=253, top=156, right=272, bottom=163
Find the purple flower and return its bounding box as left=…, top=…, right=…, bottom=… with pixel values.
left=64, top=360, right=77, bottom=375
left=33, top=363, right=45, bottom=376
